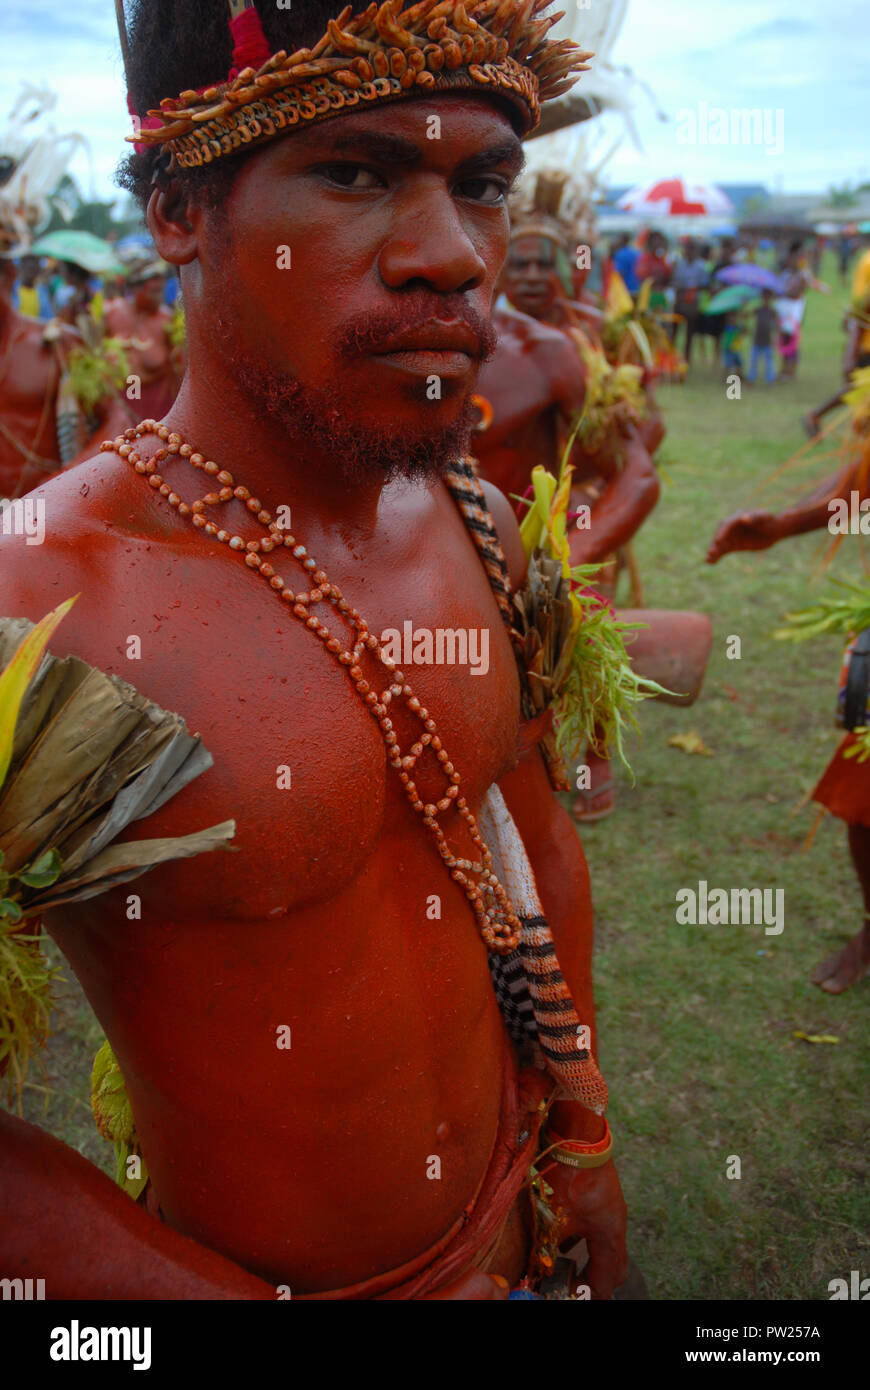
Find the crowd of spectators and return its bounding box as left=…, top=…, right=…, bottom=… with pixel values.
left=600, top=229, right=834, bottom=384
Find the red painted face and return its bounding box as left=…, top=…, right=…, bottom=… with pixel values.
left=187, top=94, right=523, bottom=446
left=501, top=235, right=560, bottom=319
left=134, top=276, right=164, bottom=312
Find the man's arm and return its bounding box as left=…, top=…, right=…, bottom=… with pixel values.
left=707, top=457, right=861, bottom=564
left=483, top=482, right=628, bottom=1298
left=0, top=1108, right=278, bottom=1299
left=537, top=334, right=660, bottom=564
left=498, top=736, right=628, bottom=1298
left=569, top=424, right=660, bottom=567
left=479, top=481, right=603, bottom=1075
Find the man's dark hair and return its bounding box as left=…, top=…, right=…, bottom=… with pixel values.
left=117, top=0, right=345, bottom=211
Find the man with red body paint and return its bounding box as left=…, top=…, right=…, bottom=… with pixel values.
left=474, top=225, right=662, bottom=822
left=0, top=1, right=628, bottom=1299
left=0, top=255, right=77, bottom=497
left=104, top=265, right=182, bottom=423
left=0, top=257, right=130, bottom=496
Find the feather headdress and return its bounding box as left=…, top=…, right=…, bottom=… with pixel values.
left=0, top=86, right=87, bottom=256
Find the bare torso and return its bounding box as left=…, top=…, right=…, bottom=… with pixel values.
left=1, top=447, right=522, bottom=1292
left=0, top=310, right=73, bottom=495
left=103, top=299, right=180, bottom=421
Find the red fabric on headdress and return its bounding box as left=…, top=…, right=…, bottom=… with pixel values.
left=125, top=3, right=272, bottom=150
left=228, top=4, right=271, bottom=80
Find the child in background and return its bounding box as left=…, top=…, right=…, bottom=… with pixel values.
left=721, top=311, right=746, bottom=376
left=747, top=289, right=779, bottom=385
left=776, top=294, right=805, bottom=380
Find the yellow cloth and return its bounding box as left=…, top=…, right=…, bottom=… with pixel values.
left=852, top=249, right=870, bottom=353
left=16, top=285, right=40, bottom=318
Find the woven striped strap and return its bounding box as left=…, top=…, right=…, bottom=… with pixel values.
left=478, top=786, right=608, bottom=1114
left=443, top=457, right=514, bottom=626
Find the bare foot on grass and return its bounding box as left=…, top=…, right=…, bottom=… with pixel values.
left=811, top=924, right=870, bottom=993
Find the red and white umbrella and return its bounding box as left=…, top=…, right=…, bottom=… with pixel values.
left=617, top=178, right=734, bottom=218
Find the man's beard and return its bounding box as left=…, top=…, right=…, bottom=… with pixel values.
left=211, top=292, right=496, bottom=485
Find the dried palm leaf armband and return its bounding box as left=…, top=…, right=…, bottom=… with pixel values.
left=0, top=598, right=236, bottom=1107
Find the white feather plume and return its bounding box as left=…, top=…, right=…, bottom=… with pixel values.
left=0, top=85, right=88, bottom=251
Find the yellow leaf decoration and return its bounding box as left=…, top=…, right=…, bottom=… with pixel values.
left=0, top=595, right=78, bottom=791
left=606, top=269, right=634, bottom=319
left=667, top=730, right=714, bottom=757
left=91, top=1038, right=149, bottom=1199
left=635, top=278, right=653, bottom=316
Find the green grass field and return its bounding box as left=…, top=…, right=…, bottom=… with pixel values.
left=14, top=255, right=870, bottom=1299
left=578, top=254, right=870, bottom=1299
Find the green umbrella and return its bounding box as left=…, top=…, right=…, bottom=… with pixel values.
left=29, top=229, right=124, bottom=276
left=705, top=284, right=759, bottom=315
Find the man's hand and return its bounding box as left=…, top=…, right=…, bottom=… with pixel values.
left=707, top=510, right=783, bottom=563
left=542, top=1158, right=628, bottom=1300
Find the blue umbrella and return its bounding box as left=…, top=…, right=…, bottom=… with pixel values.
left=715, top=264, right=786, bottom=293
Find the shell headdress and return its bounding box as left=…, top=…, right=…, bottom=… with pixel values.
left=128, top=1, right=593, bottom=171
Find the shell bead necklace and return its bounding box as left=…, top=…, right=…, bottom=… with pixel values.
left=101, top=419, right=522, bottom=954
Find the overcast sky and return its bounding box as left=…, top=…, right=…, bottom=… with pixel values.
left=0, top=0, right=865, bottom=208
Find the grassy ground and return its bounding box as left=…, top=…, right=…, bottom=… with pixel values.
left=12, top=255, right=869, bottom=1299
left=577, top=254, right=870, bottom=1299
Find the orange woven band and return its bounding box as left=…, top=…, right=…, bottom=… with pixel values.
left=542, top=1120, right=613, bottom=1169
left=131, top=1, right=593, bottom=171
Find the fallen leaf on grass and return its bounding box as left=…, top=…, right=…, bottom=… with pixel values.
left=793, top=1031, right=840, bottom=1045
left=667, top=730, right=714, bottom=757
